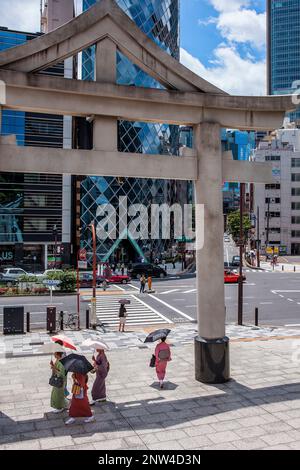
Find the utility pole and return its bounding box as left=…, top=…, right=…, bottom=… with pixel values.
left=266, top=199, right=270, bottom=254
left=90, top=221, right=97, bottom=330
left=238, top=183, right=245, bottom=326
left=52, top=224, right=58, bottom=269
left=256, top=205, right=260, bottom=268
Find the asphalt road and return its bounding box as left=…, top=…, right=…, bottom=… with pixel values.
left=1, top=270, right=300, bottom=330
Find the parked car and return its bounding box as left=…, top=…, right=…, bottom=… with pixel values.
left=231, top=256, right=240, bottom=267
left=128, top=263, right=167, bottom=279
left=79, top=272, right=107, bottom=288
left=0, top=267, right=32, bottom=280
left=224, top=269, right=246, bottom=283
left=106, top=274, right=131, bottom=284
left=36, top=269, right=64, bottom=278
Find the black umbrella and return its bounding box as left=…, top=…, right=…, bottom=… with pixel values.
left=60, top=353, right=94, bottom=375
left=144, top=328, right=171, bottom=343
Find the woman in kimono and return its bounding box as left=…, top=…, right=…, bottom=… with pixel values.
left=50, top=351, right=67, bottom=412
left=65, top=373, right=94, bottom=425
left=155, top=337, right=171, bottom=389
left=90, top=348, right=109, bottom=405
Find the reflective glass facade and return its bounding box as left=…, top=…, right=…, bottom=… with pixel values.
left=267, top=0, right=300, bottom=120
left=80, top=0, right=183, bottom=263
left=0, top=29, right=64, bottom=257
left=222, top=130, right=256, bottom=213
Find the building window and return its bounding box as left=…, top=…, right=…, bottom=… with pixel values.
left=292, top=202, right=300, bottom=210
left=292, top=216, right=300, bottom=224
left=292, top=231, right=300, bottom=238
left=292, top=188, right=300, bottom=196
left=269, top=241, right=280, bottom=245
left=265, top=197, right=281, bottom=204
left=265, top=155, right=280, bottom=161
left=292, top=158, right=300, bottom=168
left=292, top=174, right=300, bottom=182
left=265, top=184, right=281, bottom=190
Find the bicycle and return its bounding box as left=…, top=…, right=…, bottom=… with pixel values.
left=56, top=311, right=79, bottom=331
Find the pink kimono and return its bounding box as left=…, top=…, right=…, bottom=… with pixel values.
left=155, top=342, right=171, bottom=381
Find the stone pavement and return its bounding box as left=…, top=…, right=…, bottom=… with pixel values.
left=260, top=261, right=300, bottom=273
left=1, top=337, right=300, bottom=450
left=2, top=323, right=300, bottom=358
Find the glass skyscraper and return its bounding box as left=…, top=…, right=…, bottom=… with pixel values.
left=267, top=0, right=300, bottom=120
left=80, top=0, right=183, bottom=263
left=0, top=28, right=65, bottom=270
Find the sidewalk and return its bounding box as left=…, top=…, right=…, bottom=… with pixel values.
left=260, top=262, right=300, bottom=273
left=1, top=336, right=300, bottom=450
left=2, top=323, right=300, bottom=358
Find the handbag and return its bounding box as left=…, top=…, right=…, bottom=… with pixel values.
left=49, top=374, right=64, bottom=388
left=71, top=383, right=81, bottom=395
left=149, top=354, right=156, bottom=368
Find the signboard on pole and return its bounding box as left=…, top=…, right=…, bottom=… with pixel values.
left=43, top=279, right=61, bottom=303
left=79, top=249, right=87, bottom=261
left=78, top=260, right=88, bottom=270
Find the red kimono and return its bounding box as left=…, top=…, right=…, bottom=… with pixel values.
left=69, top=373, right=93, bottom=418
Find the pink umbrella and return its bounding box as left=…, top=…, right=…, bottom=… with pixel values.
left=51, top=334, right=77, bottom=350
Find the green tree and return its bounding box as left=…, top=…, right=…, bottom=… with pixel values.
left=46, top=270, right=76, bottom=292
left=227, top=211, right=251, bottom=242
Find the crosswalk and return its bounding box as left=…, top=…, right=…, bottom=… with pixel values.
left=81, top=293, right=172, bottom=327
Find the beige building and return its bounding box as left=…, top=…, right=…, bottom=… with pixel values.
left=254, top=126, right=300, bottom=255
left=41, top=0, right=74, bottom=33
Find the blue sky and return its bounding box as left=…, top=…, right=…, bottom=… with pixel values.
left=0, top=0, right=268, bottom=95
left=180, top=0, right=267, bottom=95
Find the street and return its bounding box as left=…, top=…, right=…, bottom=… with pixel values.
left=1, top=270, right=300, bottom=330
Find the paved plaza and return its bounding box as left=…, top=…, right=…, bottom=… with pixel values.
left=1, top=335, right=300, bottom=450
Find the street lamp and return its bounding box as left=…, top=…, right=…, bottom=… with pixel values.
left=90, top=221, right=97, bottom=329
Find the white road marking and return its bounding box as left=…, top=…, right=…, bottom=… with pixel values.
left=82, top=292, right=172, bottom=326
left=285, top=324, right=300, bottom=327
left=183, top=289, right=197, bottom=294
left=113, top=284, right=126, bottom=291
left=272, top=290, right=300, bottom=293
left=260, top=302, right=273, bottom=305
left=287, top=298, right=294, bottom=302
left=148, top=294, right=194, bottom=321
left=160, top=289, right=180, bottom=295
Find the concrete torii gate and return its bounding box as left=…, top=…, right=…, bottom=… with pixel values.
left=0, top=0, right=294, bottom=383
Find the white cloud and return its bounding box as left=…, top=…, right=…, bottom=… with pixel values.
left=206, top=1, right=266, bottom=49
left=216, top=9, right=266, bottom=48
left=210, top=0, right=251, bottom=12
left=0, top=0, right=40, bottom=32
left=180, top=46, right=266, bottom=96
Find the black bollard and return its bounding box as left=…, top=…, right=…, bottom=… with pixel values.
left=26, top=312, right=30, bottom=333
left=255, top=307, right=259, bottom=327
left=60, top=311, right=64, bottom=331
left=282, top=265, right=284, bottom=271
left=86, top=309, right=90, bottom=329
left=294, top=266, right=296, bottom=272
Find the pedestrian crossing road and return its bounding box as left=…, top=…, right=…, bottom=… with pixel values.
left=81, top=293, right=172, bottom=327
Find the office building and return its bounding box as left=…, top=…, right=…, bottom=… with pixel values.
left=267, top=0, right=300, bottom=122
left=0, top=0, right=74, bottom=270
left=77, top=0, right=185, bottom=264
left=254, top=126, right=300, bottom=255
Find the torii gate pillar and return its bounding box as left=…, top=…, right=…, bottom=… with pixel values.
left=194, top=122, right=229, bottom=383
